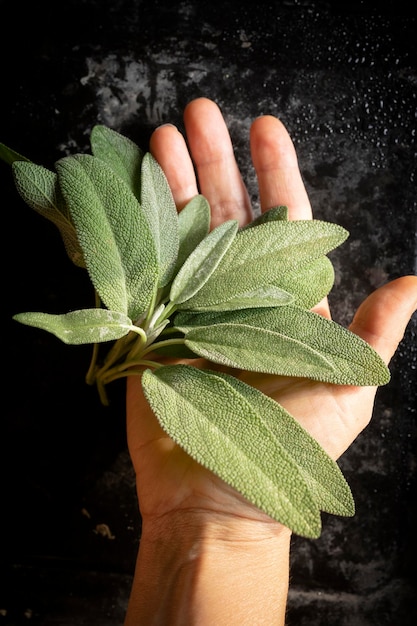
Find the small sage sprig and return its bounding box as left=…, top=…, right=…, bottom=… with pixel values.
left=1, top=125, right=390, bottom=538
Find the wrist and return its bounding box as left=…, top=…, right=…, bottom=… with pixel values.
left=125, top=509, right=292, bottom=625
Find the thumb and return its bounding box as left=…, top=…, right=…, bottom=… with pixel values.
left=349, top=275, right=417, bottom=365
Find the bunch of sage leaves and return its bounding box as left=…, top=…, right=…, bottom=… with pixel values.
left=0, top=125, right=390, bottom=538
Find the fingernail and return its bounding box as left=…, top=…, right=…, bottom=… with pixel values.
left=156, top=123, right=178, bottom=131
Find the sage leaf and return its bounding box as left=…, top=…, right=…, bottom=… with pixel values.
left=142, top=364, right=323, bottom=537
left=175, top=194, right=211, bottom=271
left=180, top=220, right=348, bottom=309
left=13, top=308, right=133, bottom=345
left=271, top=255, right=335, bottom=309
left=192, top=284, right=294, bottom=312
left=241, top=205, right=288, bottom=229
left=56, top=154, right=158, bottom=320
left=182, top=322, right=336, bottom=379
left=170, top=220, right=239, bottom=305
left=90, top=125, right=143, bottom=200
left=175, top=305, right=390, bottom=386
left=12, top=161, right=85, bottom=267
left=209, top=371, right=354, bottom=516
left=0, top=142, right=30, bottom=165
left=140, top=153, right=179, bottom=287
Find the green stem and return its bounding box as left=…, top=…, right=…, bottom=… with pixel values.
left=144, top=284, right=160, bottom=328
left=126, top=328, right=149, bottom=361
left=141, top=337, right=186, bottom=357
left=97, top=378, right=109, bottom=406
left=100, top=359, right=162, bottom=385
left=86, top=341, right=100, bottom=385
left=96, top=327, right=146, bottom=380
left=159, top=326, right=181, bottom=336
left=154, top=300, right=178, bottom=326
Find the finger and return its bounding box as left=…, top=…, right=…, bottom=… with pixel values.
left=250, top=115, right=312, bottom=220
left=149, top=123, right=198, bottom=210
left=183, top=97, right=253, bottom=228
left=250, top=115, right=332, bottom=318
left=349, top=275, right=417, bottom=364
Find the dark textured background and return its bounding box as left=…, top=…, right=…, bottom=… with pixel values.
left=1, top=1, right=416, bottom=624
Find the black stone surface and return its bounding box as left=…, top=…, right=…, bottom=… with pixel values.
left=1, top=1, right=416, bottom=624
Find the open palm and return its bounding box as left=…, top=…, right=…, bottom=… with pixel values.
left=126, top=97, right=417, bottom=529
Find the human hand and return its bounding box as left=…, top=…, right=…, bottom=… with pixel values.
left=126, top=97, right=417, bottom=530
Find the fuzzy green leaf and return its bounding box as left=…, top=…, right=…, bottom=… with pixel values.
left=142, top=364, right=323, bottom=537
left=272, top=255, right=335, bottom=309
left=56, top=154, right=158, bottom=320
left=175, top=194, right=211, bottom=271
left=179, top=220, right=348, bottom=310
left=170, top=220, right=239, bottom=304
left=13, top=309, right=133, bottom=345
left=175, top=305, right=390, bottom=386
left=90, top=125, right=143, bottom=200
left=12, top=161, right=85, bottom=267
left=140, top=153, right=179, bottom=287
left=0, top=142, right=30, bottom=165
left=193, top=284, right=294, bottom=311
left=209, top=371, right=354, bottom=517
left=241, top=205, right=288, bottom=229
